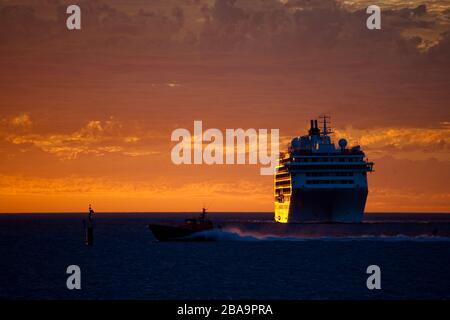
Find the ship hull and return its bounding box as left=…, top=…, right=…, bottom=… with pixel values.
left=148, top=224, right=214, bottom=241
left=277, top=187, right=368, bottom=223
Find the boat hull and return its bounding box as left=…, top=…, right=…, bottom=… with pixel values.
left=148, top=224, right=214, bottom=241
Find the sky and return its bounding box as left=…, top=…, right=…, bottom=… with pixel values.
left=0, top=0, right=449, bottom=213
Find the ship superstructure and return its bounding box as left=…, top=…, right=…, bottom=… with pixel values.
left=274, top=116, right=374, bottom=223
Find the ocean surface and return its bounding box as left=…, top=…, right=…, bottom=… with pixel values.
left=0, top=212, right=449, bottom=300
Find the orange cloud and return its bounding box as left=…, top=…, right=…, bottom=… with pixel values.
left=10, top=113, right=32, bottom=127
left=334, top=124, right=450, bottom=160
left=3, top=116, right=160, bottom=159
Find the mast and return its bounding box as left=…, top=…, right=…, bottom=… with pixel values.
left=319, top=115, right=332, bottom=136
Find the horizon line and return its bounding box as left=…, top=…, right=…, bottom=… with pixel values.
left=0, top=211, right=449, bottom=215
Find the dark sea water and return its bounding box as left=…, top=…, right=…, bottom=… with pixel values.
left=0, top=213, right=449, bottom=300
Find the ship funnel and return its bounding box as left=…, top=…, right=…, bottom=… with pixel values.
left=309, top=119, right=320, bottom=136
left=308, top=120, right=314, bottom=136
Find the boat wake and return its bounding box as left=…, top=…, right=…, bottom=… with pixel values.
left=186, top=227, right=450, bottom=242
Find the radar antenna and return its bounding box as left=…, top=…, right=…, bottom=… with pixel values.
left=319, top=115, right=333, bottom=136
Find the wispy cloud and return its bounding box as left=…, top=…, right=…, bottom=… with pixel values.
left=334, top=124, right=450, bottom=160
left=3, top=115, right=160, bottom=159
left=10, top=113, right=32, bottom=127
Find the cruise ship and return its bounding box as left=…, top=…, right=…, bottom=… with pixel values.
left=274, top=116, right=374, bottom=223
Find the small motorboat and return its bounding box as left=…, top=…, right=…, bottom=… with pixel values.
left=148, top=208, right=214, bottom=241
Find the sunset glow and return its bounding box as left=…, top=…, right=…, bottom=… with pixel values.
left=0, top=0, right=449, bottom=213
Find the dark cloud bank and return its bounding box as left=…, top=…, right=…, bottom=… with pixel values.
left=0, top=0, right=449, bottom=63
left=0, top=0, right=449, bottom=127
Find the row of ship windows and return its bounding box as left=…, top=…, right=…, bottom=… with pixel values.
left=276, top=180, right=355, bottom=187
left=289, top=165, right=369, bottom=170
left=276, top=172, right=356, bottom=180
left=293, top=157, right=362, bottom=163
left=305, top=172, right=354, bottom=177
left=276, top=167, right=289, bottom=174
left=274, top=195, right=291, bottom=203
left=276, top=179, right=358, bottom=187
left=275, top=173, right=290, bottom=180
left=275, top=187, right=291, bottom=194
left=275, top=180, right=291, bottom=187
left=306, top=180, right=354, bottom=184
